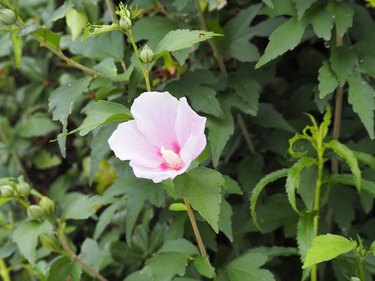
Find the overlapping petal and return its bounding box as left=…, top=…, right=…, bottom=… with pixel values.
left=130, top=161, right=188, bottom=183
left=175, top=97, right=206, bottom=149
left=108, top=121, right=163, bottom=168
left=131, top=91, right=180, bottom=151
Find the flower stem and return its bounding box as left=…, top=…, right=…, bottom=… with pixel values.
left=311, top=132, right=324, bottom=281
left=356, top=256, right=366, bottom=281
left=192, top=0, right=227, bottom=76
left=237, top=113, right=255, bottom=154
left=126, top=30, right=152, bottom=92
left=0, top=259, right=11, bottom=281
left=57, top=230, right=108, bottom=281
left=183, top=197, right=207, bottom=257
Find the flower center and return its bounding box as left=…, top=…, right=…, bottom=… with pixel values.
left=160, top=147, right=183, bottom=170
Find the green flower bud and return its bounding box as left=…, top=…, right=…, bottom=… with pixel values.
left=119, top=17, right=132, bottom=31
left=16, top=181, right=31, bottom=197
left=140, top=45, right=154, bottom=64
left=39, top=233, right=61, bottom=252
left=27, top=205, right=44, bottom=221
left=0, top=9, right=16, bottom=26
left=39, top=196, right=55, bottom=216
left=0, top=185, right=14, bottom=197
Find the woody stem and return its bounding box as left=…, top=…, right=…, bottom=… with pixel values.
left=183, top=197, right=207, bottom=257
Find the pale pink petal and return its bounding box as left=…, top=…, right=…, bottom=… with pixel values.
left=175, top=97, right=206, bottom=148
left=108, top=121, right=163, bottom=168
left=130, top=161, right=189, bottom=183
left=180, top=134, right=207, bottom=166
left=131, top=92, right=180, bottom=151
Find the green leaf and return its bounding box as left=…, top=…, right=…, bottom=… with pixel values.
left=49, top=77, right=91, bottom=157
left=251, top=246, right=298, bottom=259
left=65, top=31, right=124, bottom=61
left=325, top=140, right=361, bottom=192
left=82, top=23, right=122, bottom=40
left=76, top=100, right=131, bottom=136
left=218, top=199, right=233, bottom=241
left=286, top=157, right=316, bottom=214
left=66, top=8, right=87, bottom=41
left=154, top=29, right=220, bottom=58
left=226, top=252, right=275, bottom=281
left=92, top=58, right=118, bottom=78
left=326, top=174, right=375, bottom=198
left=354, top=151, right=375, bottom=170
left=328, top=186, right=356, bottom=231
left=309, top=7, right=333, bottom=40
left=327, top=2, right=354, bottom=37
left=252, top=103, right=295, bottom=132
left=228, top=69, right=261, bottom=115
left=174, top=167, right=224, bottom=233
left=303, top=234, right=357, bottom=268
left=61, top=194, right=109, bottom=220
left=256, top=17, right=306, bottom=68
left=318, top=60, right=339, bottom=99
left=11, top=27, right=22, bottom=68
left=47, top=0, right=74, bottom=23
left=17, top=114, right=58, bottom=138
left=47, top=256, right=82, bottom=281
left=34, top=28, right=61, bottom=51
left=141, top=239, right=198, bottom=281
left=330, top=47, right=357, bottom=86
left=79, top=238, right=104, bottom=271
left=297, top=212, right=314, bottom=263
left=132, top=16, right=178, bottom=49
left=194, top=256, right=215, bottom=278
left=293, top=0, right=316, bottom=19
left=105, top=175, right=166, bottom=243
left=348, top=73, right=375, bottom=139
left=32, top=150, right=61, bottom=169
left=94, top=201, right=123, bottom=240
left=223, top=4, right=262, bottom=62
left=207, top=105, right=234, bottom=168
left=12, top=220, right=53, bottom=265
left=89, top=123, right=116, bottom=184
left=250, top=169, right=289, bottom=229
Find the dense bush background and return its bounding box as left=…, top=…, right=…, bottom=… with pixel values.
left=1, top=0, right=375, bottom=280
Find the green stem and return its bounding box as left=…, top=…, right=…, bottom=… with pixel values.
left=311, top=135, right=324, bottom=281
left=183, top=197, right=207, bottom=257
left=356, top=257, right=366, bottom=281
left=237, top=113, right=255, bottom=154
left=193, top=0, right=227, bottom=76
left=33, top=34, right=100, bottom=78
left=57, top=229, right=108, bottom=281
left=0, top=259, right=11, bottom=281
left=126, top=30, right=151, bottom=92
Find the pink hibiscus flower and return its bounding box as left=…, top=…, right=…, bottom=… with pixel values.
left=108, top=91, right=206, bottom=183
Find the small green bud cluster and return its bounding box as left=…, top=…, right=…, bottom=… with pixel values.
left=0, top=177, right=31, bottom=198
left=0, top=8, right=16, bottom=26
left=116, top=3, right=132, bottom=31
left=27, top=196, right=55, bottom=221
left=140, top=45, right=154, bottom=64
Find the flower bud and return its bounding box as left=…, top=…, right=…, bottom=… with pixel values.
left=0, top=9, right=16, bottom=26
left=119, top=17, right=132, bottom=31
left=0, top=185, right=14, bottom=197
left=140, top=45, right=154, bottom=64
left=16, top=181, right=31, bottom=197
left=39, top=233, right=61, bottom=252
left=27, top=205, right=44, bottom=221
left=39, top=196, right=55, bottom=216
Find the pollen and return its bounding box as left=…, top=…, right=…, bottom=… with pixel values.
left=160, top=147, right=183, bottom=170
